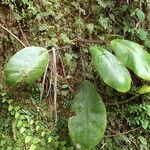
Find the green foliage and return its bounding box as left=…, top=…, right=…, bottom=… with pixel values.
left=3, top=24, right=150, bottom=150
left=5, top=47, right=49, bottom=86
left=0, top=92, right=73, bottom=150
left=0, top=93, right=51, bottom=149
left=97, top=134, right=149, bottom=150
left=3, top=30, right=150, bottom=150
left=113, top=98, right=150, bottom=149
left=68, top=80, right=107, bottom=150
left=63, top=51, right=78, bottom=74
left=90, top=45, right=131, bottom=92
left=98, top=135, right=138, bottom=150
left=118, top=99, right=150, bottom=130
left=111, top=39, right=150, bottom=80
left=1, top=0, right=150, bottom=149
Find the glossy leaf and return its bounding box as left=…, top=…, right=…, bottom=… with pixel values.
left=5, top=46, right=49, bottom=86
left=68, top=80, right=107, bottom=150
left=111, top=39, right=150, bottom=80
left=90, top=45, right=131, bottom=93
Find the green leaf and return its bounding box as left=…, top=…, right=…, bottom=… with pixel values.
left=136, top=9, right=145, bottom=21
left=48, top=137, right=52, bottom=143
left=48, top=38, right=58, bottom=47
left=54, top=141, right=59, bottom=148
left=7, top=99, right=13, bottom=104
left=144, top=39, right=150, bottom=48
left=20, top=127, right=26, bottom=133
left=2, top=98, right=6, bottom=103
left=41, top=131, right=46, bottom=137
left=138, top=136, right=147, bottom=145
left=68, top=80, right=107, bottom=150
left=90, top=45, right=131, bottom=92
left=17, top=120, right=22, bottom=127
left=60, top=33, right=71, bottom=44
left=8, top=105, right=13, bottom=111
left=0, top=140, right=6, bottom=146
left=5, top=46, right=49, bottom=86
left=86, top=23, right=94, bottom=34
left=36, top=125, right=40, bottom=131
left=14, top=106, right=20, bottom=111
left=15, top=112, right=20, bottom=118
left=32, top=137, right=40, bottom=144
left=49, top=32, right=56, bottom=38
left=111, top=39, right=150, bottom=81
left=136, top=85, right=150, bottom=94
left=29, top=145, right=37, bottom=150
left=6, top=146, right=12, bottom=150
left=39, top=24, right=48, bottom=31
left=25, top=136, right=32, bottom=143
left=142, top=120, right=149, bottom=129
left=96, top=0, right=110, bottom=8
left=136, top=28, right=148, bottom=41
left=98, top=15, right=110, bottom=30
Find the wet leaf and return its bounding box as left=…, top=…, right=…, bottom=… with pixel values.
left=111, top=39, right=150, bottom=80
left=90, top=45, right=131, bottom=92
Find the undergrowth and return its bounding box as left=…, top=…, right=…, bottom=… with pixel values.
left=0, top=0, right=150, bottom=149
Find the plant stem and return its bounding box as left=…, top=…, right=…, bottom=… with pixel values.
left=40, top=63, right=49, bottom=102
left=104, top=127, right=141, bottom=138
left=105, top=95, right=139, bottom=106
left=52, top=48, right=58, bottom=124
left=0, top=24, right=26, bottom=47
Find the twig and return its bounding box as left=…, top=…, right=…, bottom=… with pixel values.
left=76, top=38, right=101, bottom=44
left=40, top=63, right=49, bottom=102
left=31, top=98, right=40, bottom=112
left=105, top=95, right=139, bottom=106
left=46, top=70, right=53, bottom=98
left=84, top=11, right=92, bottom=21
left=0, top=23, right=26, bottom=47
left=131, top=138, right=141, bottom=150
left=47, top=71, right=53, bottom=106
left=109, top=14, right=119, bottom=26
left=100, top=143, right=106, bottom=149
left=47, top=39, right=102, bottom=53
left=104, top=127, right=141, bottom=138
left=52, top=48, right=58, bottom=124
left=17, top=22, right=30, bottom=46
left=139, top=0, right=142, bottom=9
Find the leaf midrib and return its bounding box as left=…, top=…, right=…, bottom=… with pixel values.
left=82, top=86, right=90, bottom=143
